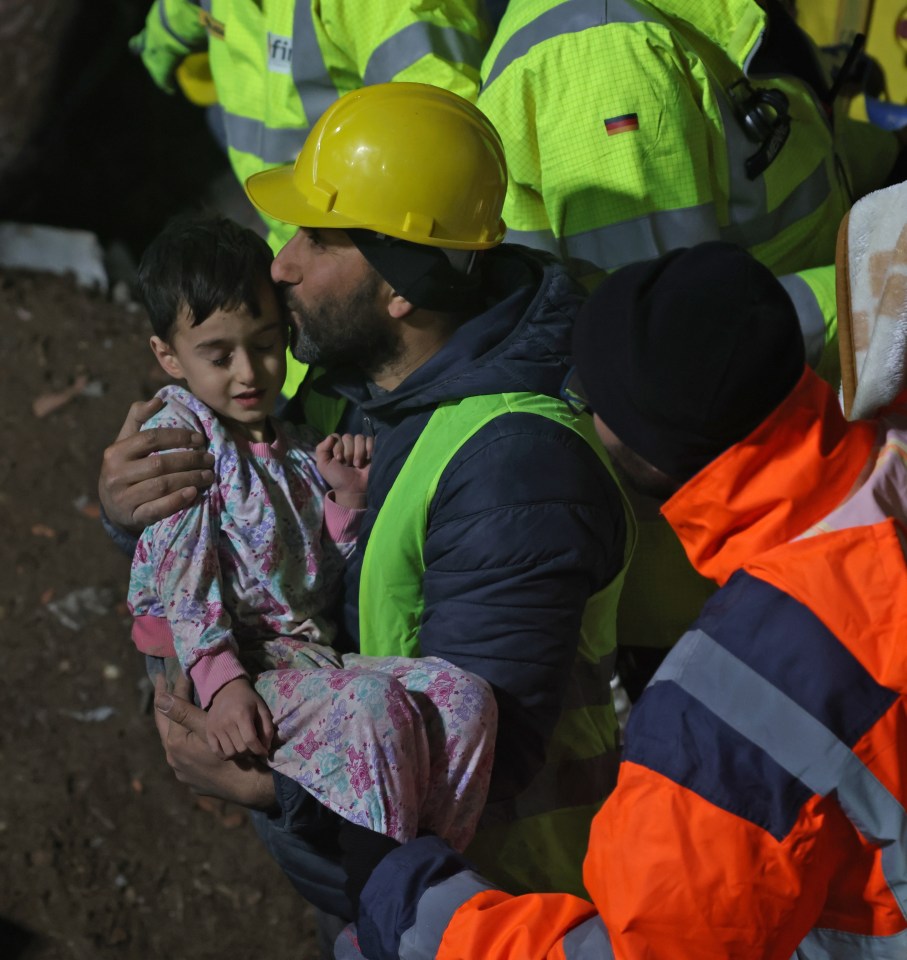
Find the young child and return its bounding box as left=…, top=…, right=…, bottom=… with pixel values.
left=127, top=214, right=496, bottom=850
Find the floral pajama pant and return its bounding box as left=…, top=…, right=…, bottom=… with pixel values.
left=153, top=639, right=497, bottom=851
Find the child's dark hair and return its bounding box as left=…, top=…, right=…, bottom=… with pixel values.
left=138, top=214, right=276, bottom=340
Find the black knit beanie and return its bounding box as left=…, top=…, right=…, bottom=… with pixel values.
left=572, top=242, right=806, bottom=481
left=346, top=228, right=484, bottom=312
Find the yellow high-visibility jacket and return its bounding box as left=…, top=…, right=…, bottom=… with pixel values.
left=135, top=0, right=490, bottom=249
left=477, top=0, right=900, bottom=371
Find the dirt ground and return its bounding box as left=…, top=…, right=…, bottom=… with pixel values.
left=0, top=268, right=320, bottom=959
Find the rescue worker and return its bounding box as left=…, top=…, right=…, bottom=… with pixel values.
left=478, top=0, right=905, bottom=371
left=338, top=241, right=907, bottom=960
left=131, top=0, right=490, bottom=251
left=478, top=0, right=907, bottom=689
left=98, top=82, right=634, bottom=914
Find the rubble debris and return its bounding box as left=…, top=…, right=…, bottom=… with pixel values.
left=45, top=586, right=116, bottom=630
left=0, top=223, right=108, bottom=291
left=60, top=706, right=116, bottom=723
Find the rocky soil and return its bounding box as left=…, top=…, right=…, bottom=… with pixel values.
left=0, top=269, right=319, bottom=959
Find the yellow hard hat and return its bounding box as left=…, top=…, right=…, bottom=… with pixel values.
left=245, top=82, right=507, bottom=250
left=175, top=52, right=217, bottom=107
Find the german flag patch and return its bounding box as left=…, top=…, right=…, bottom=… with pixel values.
left=604, top=113, right=639, bottom=136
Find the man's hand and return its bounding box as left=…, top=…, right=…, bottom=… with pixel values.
left=99, top=398, right=215, bottom=532
left=153, top=673, right=276, bottom=810
left=206, top=677, right=275, bottom=760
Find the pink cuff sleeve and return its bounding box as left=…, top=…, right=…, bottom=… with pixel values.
left=324, top=491, right=365, bottom=544
left=132, top=615, right=176, bottom=657
left=189, top=650, right=248, bottom=709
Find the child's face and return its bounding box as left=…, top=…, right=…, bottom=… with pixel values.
left=151, top=282, right=287, bottom=442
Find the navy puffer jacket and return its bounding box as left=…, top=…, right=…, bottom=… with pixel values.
left=287, top=244, right=628, bottom=798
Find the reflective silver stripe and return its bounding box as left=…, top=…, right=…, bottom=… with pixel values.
left=720, top=159, right=832, bottom=249
left=223, top=112, right=304, bottom=164
left=654, top=629, right=907, bottom=916
left=483, top=0, right=650, bottom=91
left=777, top=273, right=827, bottom=368
left=562, top=204, right=721, bottom=270
left=557, top=148, right=832, bottom=270
left=399, top=871, right=495, bottom=960
left=218, top=3, right=332, bottom=162
left=794, top=926, right=907, bottom=959
left=364, top=23, right=485, bottom=85
left=158, top=0, right=197, bottom=46
left=707, top=30, right=832, bottom=244
left=563, top=917, right=615, bottom=960
left=714, top=88, right=768, bottom=227
left=501, top=227, right=561, bottom=257
left=292, top=1, right=340, bottom=131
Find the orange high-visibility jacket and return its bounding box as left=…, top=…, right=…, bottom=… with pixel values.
left=341, top=369, right=907, bottom=960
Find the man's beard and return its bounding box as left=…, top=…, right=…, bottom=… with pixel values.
left=284, top=274, right=404, bottom=375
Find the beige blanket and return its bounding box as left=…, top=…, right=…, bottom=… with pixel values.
left=837, top=179, right=907, bottom=420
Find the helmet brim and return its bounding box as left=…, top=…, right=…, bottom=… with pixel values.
left=245, top=165, right=345, bottom=230
left=245, top=164, right=506, bottom=251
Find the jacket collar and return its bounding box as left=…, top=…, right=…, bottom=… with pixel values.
left=320, top=246, right=581, bottom=415
left=646, top=0, right=767, bottom=72
left=662, top=368, right=878, bottom=585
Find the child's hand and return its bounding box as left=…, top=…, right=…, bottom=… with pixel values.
left=315, top=433, right=373, bottom=509
left=206, top=677, right=274, bottom=760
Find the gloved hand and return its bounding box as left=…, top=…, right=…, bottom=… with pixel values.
left=129, top=0, right=205, bottom=94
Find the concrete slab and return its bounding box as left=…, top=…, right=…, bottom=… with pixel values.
left=0, top=222, right=108, bottom=291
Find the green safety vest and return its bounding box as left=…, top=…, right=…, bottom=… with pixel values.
left=478, top=0, right=899, bottom=376
left=290, top=368, right=347, bottom=436
left=359, top=392, right=636, bottom=897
